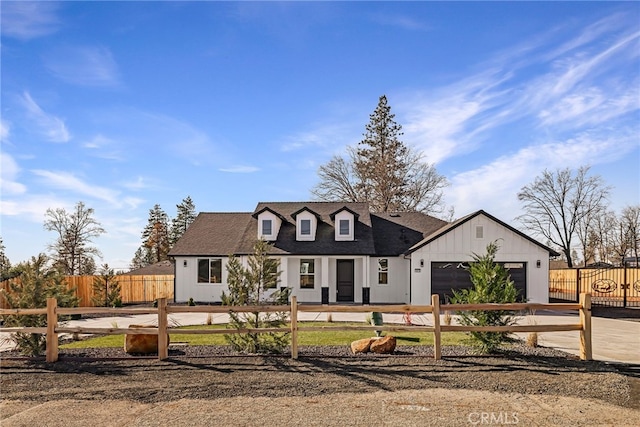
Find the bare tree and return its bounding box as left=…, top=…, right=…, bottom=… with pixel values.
left=312, top=95, right=448, bottom=215
left=44, top=202, right=105, bottom=275
left=591, top=211, right=617, bottom=264
left=517, top=166, right=611, bottom=268
left=616, top=205, right=640, bottom=264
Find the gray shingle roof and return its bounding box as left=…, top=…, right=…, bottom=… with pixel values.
left=168, top=202, right=446, bottom=257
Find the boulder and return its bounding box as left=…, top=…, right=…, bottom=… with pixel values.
left=370, top=335, right=396, bottom=354
left=350, top=338, right=374, bottom=354
left=124, top=324, right=168, bottom=354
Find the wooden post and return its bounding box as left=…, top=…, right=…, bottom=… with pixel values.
left=579, top=293, right=592, bottom=360
left=431, top=294, right=441, bottom=360
left=290, top=295, right=298, bottom=360
left=157, top=297, right=168, bottom=360
left=46, top=297, right=58, bottom=363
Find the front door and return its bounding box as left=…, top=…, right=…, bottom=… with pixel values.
left=337, top=259, right=354, bottom=302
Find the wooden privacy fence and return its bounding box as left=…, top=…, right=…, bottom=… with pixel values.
left=0, top=275, right=174, bottom=308
left=0, top=294, right=592, bottom=363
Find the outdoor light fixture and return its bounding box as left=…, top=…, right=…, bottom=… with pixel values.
left=420, top=259, right=424, bottom=267
left=183, top=260, right=188, bottom=267
left=536, top=260, right=541, bottom=268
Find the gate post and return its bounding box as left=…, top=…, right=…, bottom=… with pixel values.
left=575, top=268, right=581, bottom=303
left=623, top=262, right=628, bottom=308
left=579, top=293, right=592, bottom=361
left=290, top=295, right=298, bottom=360
left=46, top=297, right=59, bottom=363
left=432, top=294, right=441, bottom=361
left=157, top=297, right=168, bottom=360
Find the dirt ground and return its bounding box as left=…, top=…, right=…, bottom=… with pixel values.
left=1, top=345, right=639, bottom=426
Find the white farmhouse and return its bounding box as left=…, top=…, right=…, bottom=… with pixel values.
left=169, top=202, right=557, bottom=304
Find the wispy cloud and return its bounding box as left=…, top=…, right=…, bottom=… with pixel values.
left=370, top=14, right=430, bottom=31
left=44, top=46, right=121, bottom=87
left=0, top=119, right=9, bottom=141
left=0, top=2, right=59, bottom=40
left=0, top=195, right=69, bottom=222
left=280, top=122, right=359, bottom=153
left=400, top=13, right=639, bottom=166
left=82, top=134, right=124, bottom=160
left=219, top=165, right=260, bottom=173
left=0, top=151, right=27, bottom=195
left=446, top=129, right=639, bottom=220
left=31, top=169, right=120, bottom=205
left=19, top=92, right=70, bottom=143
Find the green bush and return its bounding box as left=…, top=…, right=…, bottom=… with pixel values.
left=450, top=241, right=519, bottom=353
left=1, top=254, right=79, bottom=356
left=91, top=264, right=122, bottom=307
left=221, top=239, right=290, bottom=354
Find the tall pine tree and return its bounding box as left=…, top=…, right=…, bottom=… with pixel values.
left=170, top=196, right=196, bottom=245
left=312, top=95, right=448, bottom=214
left=141, top=204, right=170, bottom=265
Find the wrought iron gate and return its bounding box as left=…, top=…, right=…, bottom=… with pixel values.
left=549, top=265, right=640, bottom=308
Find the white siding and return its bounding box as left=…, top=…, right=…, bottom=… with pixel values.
left=410, top=214, right=550, bottom=304
left=369, top=256, right=410, bottom=303
left=174, top=256, right=230, bottom=303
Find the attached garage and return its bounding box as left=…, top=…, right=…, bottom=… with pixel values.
left=407, top=210, right=558, bottom=304
left=431, top=261, right=527, bottom=303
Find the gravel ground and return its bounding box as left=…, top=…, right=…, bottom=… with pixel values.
left=2, top=344, right=639, bottom=426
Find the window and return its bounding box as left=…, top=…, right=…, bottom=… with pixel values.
left=262, top=219, right=272, bottom=236
left=300, top=219, right=311, bottom=235
left=378, top=259, right=388, bottom=284
left=198, top=259, right=222, bottom=284
left=300, top=259, right=315, bottom=289
left=339, top=219, right=350, bottom=235
left=475, top=225, right=483, bottom=239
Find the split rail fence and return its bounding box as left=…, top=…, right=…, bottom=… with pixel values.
left=0, top=294, right=592, bottom=363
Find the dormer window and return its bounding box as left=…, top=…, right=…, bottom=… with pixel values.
left=331, top=207, right=356, bottom=241
left=262, top=219, right=272, bottom=236
left=292, top=207, right=318, bottom=241
left=301, top=219, right=311, bottom=235
left=254, top=207, right=282, bottom=241
left=339, top=219, right=350, bottom=236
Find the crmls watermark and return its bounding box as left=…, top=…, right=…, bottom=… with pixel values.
left=467, top=412, right=519, bottom=425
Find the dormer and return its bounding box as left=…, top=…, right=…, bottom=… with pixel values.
left=291, top=207, right=320, bottom=241
left=253, top=207, right=284, bottom=241
left=330, top=206, right=358, bottom=241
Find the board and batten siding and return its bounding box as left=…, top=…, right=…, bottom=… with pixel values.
left=174, top=256, right=230, bottom=303
left=369, top=256, right=410, bottom=304
left=409, top=214, right=550, bottom=304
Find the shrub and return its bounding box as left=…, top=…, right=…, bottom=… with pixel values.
left=221, top=239, right=290, bottom=354
left=91, top=264, right=122, bottom=307
left=450, top=241, right=519, bottom=353
left=0, top=255, right=79, bottom=356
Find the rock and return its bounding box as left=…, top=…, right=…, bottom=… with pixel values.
left=350, top=338, right=374, bottom=354
left=370, top=335, right=396, bottom=354
left=124, top=324, right=168, bottom=354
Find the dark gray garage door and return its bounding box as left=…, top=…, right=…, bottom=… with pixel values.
left=431, top=261, right=527, bottom=303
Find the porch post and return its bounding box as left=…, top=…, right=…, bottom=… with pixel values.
left=321, top=257, right=330, bottom=303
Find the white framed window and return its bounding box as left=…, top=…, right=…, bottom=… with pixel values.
left=300, top=259, right=315, bottom=289
left=339, top=219, right=350, bottom=235
left=197, top=258, right=222, bottom=284
left=475, top=225, right=484, bottom=239
left=378, top=259, right=388, bottom=284
left=263, top=219, right=272, bottom=236
left=301, top=219, right=311, bottom=235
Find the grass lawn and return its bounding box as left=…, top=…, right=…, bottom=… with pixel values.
left=60, top=322, right=468, bottom=349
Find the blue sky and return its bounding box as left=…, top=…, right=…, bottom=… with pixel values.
left=1, top=1, right=639, bottom=270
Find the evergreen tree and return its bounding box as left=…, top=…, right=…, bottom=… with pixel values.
left=450, top=241, right=519, bottom=354
left=141, top=204, right=170, bottom=264
left=0, top=237, right=11, bottom=280
left=91, top=264, right=122, bottom=307
left=221, top=239, right=290, bottom=354
left=312, top=95, right=448, bottom=214
left=170, top=196, right=197, bottom=245
left=129, top=246, right=153, bottom=270
left=354, top=95, right=409, bottom=212
left=43, top=201, right=105, bottom=275
left=0, top=254, right=79, bottom=356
